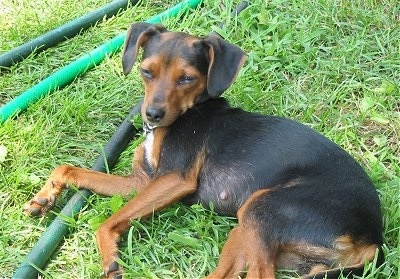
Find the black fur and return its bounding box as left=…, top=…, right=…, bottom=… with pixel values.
left=145, top=97, right=383, bottom=250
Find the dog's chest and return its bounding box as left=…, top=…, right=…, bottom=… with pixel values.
left=143, top=130, right=155, bottom=170
left=142, top=125, right=207, bottom=177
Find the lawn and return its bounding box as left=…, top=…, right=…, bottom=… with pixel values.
left=0, top=0, right=399, bottom=278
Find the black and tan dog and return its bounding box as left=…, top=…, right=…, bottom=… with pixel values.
left=24, top=22, right=383, bottom=278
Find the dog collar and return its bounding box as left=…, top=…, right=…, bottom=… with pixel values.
left=143, top=122, right=156, bottom=136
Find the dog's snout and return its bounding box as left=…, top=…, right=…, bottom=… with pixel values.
left=146, top=106, right=165, bottom=122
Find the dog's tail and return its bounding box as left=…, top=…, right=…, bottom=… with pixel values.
left=303, top=248, right=384, bottom=279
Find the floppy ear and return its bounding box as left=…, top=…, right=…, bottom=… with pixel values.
left=122, top=22, right=167, bottom=75
left=202, top=35, right=246, bottom=97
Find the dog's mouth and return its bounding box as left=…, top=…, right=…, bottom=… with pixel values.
left=141, top=108, right=181, bottom=128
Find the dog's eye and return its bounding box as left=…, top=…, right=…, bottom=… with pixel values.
left=177, top=76, right=195, bottom=85
left=141, top=68, right=153, bottom=80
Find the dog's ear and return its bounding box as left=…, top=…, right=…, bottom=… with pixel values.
left=122, top=22, right=167, bottom=75
left=202, top=35, right=246, bottom=97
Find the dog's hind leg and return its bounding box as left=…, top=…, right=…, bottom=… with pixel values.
left=206, top=189, right=276, bottom=279
left=205, top=226, right=247, bottom=279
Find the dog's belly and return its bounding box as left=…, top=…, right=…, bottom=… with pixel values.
left=183, top=163, right=267, bottom=216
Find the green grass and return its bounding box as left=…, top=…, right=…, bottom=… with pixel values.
left=1, top=0, right=399, bottom=278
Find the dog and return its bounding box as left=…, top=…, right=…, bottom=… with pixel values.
left=24, top=22, right=383, bottom=278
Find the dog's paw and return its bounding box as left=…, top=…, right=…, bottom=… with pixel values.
left=102, top=260, right=123, bottom=279
left=23, top=180, right=65, bottom=216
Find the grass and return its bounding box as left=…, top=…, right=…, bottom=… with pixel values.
left=0, top=0, right=399, bottom=278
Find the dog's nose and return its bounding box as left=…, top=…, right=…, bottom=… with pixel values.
left=146, top=106, right=165, bottom=122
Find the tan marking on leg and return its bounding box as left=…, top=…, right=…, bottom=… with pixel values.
left=237, top=188, right=271, bottom=219
left=97, top=150, right=205, bottom=278
left=207, top=189, right=276, bottom=279
left=130, top=144, right=151, bottom=192
left=280, top=236, right=380, bottom=278
left=24, top=143, right=151, bottom=216
left=334, top=235, right=379, bottom=267
left=205, top=227, right=246, bottom=279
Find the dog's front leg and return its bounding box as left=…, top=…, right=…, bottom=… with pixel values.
left=23, top=165, right=145, bottom=216
left=96, top=172, right=197, bottom=278
left=24, top=145, right=150, bottom=216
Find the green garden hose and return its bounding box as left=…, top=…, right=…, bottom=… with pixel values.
left=0, top=0, right=139, bottom=68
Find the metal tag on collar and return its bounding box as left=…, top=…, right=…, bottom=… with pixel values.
left=143, top=122, right=155, bottom=136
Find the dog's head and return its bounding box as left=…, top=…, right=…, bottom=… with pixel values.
left=122, top=22, right=246, bottom=127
